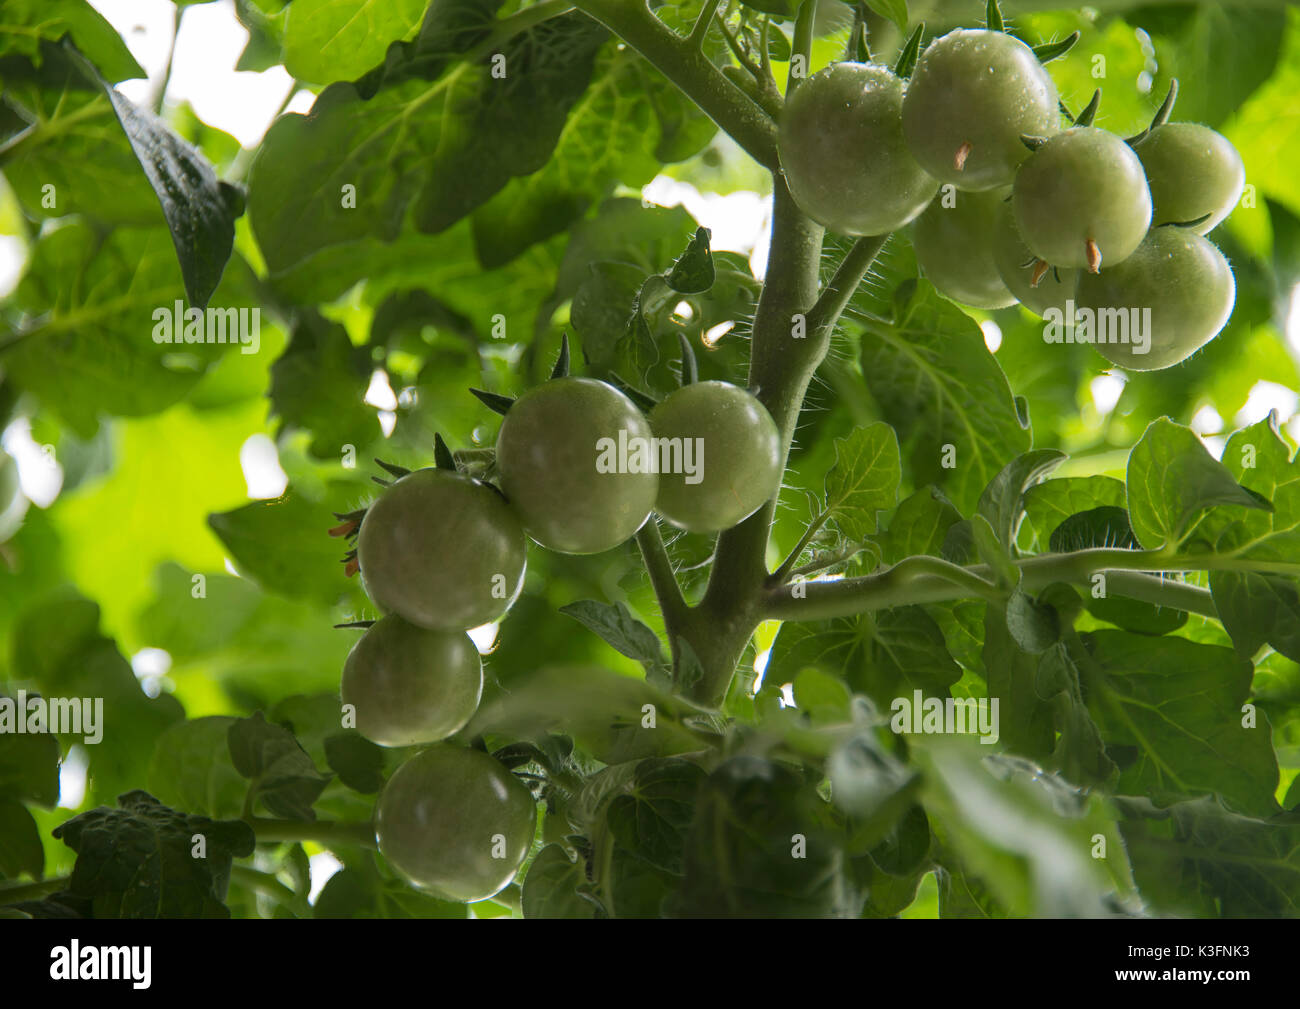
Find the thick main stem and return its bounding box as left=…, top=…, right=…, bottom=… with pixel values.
left=685, top=180, right=827, bottom=706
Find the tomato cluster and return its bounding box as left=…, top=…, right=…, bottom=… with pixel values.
left=331, top=348, right=782, bottom=901
left=779, top=28, right=1244, bottom=371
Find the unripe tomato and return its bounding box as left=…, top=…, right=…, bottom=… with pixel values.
left=1012, top=126, right=1152, bottom=270
left=340, top=615, right=482, bottom=747
left=376, top=744, right=537, bottom=903
left=1134, top=122, right=1245, bottom=234
left=495, top=377, right=658, bottom=554
left=779, top=62, right=939, bottom=235
left=991, top=201, right=1080, bottom=316
left=902, top=29, right=1060, bottom=191
left=357, top=468, right=526, bottom=631
left=649, top=381, right=782, bottom=534
left=911, top=187, right=1017, bottom=309
left=1075, top=226, right=1235, bottom=371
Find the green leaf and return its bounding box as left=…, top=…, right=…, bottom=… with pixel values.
left=314, top=855, right=467, bottom=918
left=0, top=710, right=59, bottom=807
left=249, top=12, right=606, bottom=274
left=227, top=712, right=332, bottom=821
left=867, top=0, right=909, bottom=33
left=826, top=729, right=918, bottom=836
left=876, top=485, right=962, bottom=564
left=1005, top=586, right=1059, bottom=654
left=1081, top=630, right=1280, bottom=816
left=976, top=449, right=1066, bottom=548
left=1146, top=6, right=1285, bottom=129
left=472, top=48, right=715, bottom=267
left=916, top=744, right=1135, bottom=917
left=982, top=603, right=1055, bottom=761
left=208, top=492, right=353, bottom=606
left=52, top=790, right=255, bottom=918
left=1022, top=476, right=1127, bottom=549
left=766, top=607, right=960, bottom=711
left=11, top=594, right=184, bottom=804
left=4, top=222, right=262, bottom=435
left=823, top=422, right=902, bottom=541
left=147, top=717, right=247, bottom=820
left=233, top=0, right=288, bottom=73
left=670, top=755, right=856, bottom=918
left=283, top=0, right=427, bottom=84
left=0, top=799, right=44, bottom=880
left=1126, top=417, right=1270, bottom=550
left=521, top=844, right=597, bottom=918
left=1198, top=415, right=1300, bottom=562
left=1035, top=643, right=1117, bottom=788
left=1048, top=505, right=1135, bottom=553
left=857, top=280, right=1030, bottom=515
left=269, top=312, right=376, bottom=458
left=63, top=45, right=241, bottom=308
left=558, top=600, right=667, bottom=678
left=1120, top=795, right=1300, bottom=917
left=665, top=227, right=715, bottom=294
left=324, top=733, right=386, bottom=794
left=606, top=758, right=706, bottom=875
left=0, top=0, right=144, bottom=80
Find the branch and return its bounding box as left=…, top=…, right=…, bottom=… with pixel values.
left=770, top=507, right=831, bottom=584
left=635, top=518, right=689, bottom=629
left=788, top=0, right=818, bottom=93
left=572, top=0, right=780, bottom=168
left=689, top=1, right=721, bottom=48
left=806, top=234, right=890, bottom=340
left=761, top=547, right=1272, bottom=622
left=248, top=817, right=376, bottom=849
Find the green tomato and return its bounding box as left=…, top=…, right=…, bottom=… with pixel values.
left=902, top=29, right=1060, bottom=191
left=779, top=62, right=939, bottom=235
left=911, top=187, right=1017, bottom=309
left=991, top=200, right=1080, bottom=316
left=1134, top=122, right=1245, bottom=233
left=376, top=744, right=536, bottom=903
left=1012, top=126, right=1152, bottom=270
left=340, top=615, right=482, bottom=747
left=496, top=377, right=658, bottom=554
left=357, top=468, right=526, bottom=631
left=1075, top=226, right=1235, bottom=371
left=649, top=381, right=782, bottom=534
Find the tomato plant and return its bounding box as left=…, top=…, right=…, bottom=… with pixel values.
left=2, top=0, right=1299, bottom=930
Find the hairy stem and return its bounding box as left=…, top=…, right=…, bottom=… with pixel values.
left=762, top=548, right=1269, bottom=621
left=788, top=0, right=819, bottom=93
left=248, top=817, right=376, bottom=849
